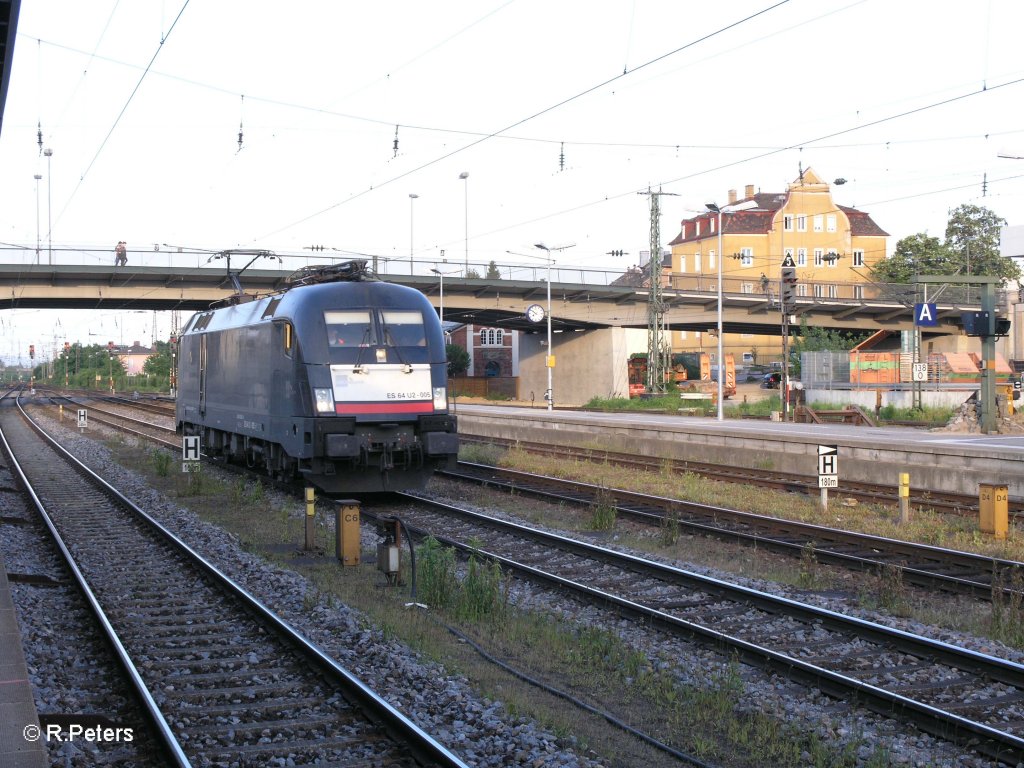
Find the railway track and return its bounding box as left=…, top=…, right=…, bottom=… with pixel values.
left=36, top=395, right=1024, bottom=605
left=444, top=461, right=1024, bottom=602
left=459, top=435, right=1024, bottom=518
left=0, top=398, right=467, bottom=768
left=381, top=493, right=1024, bottom=765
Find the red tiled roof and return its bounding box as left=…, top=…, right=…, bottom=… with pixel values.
left=668, top=193, right=888, bottom=244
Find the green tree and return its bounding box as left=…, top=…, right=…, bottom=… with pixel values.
left=143, top=340, right=173, bottom=378
left=944, top=203, right=1018, bottom=281
left=484, top=261, right=502, bottom=279
left=869, top=233, right=951, bottom=283
left=445, top=343, right=470, bottom=378
left=870, top=204, right=1020, bottom=284
left=465, top=268, right=481, bottom=279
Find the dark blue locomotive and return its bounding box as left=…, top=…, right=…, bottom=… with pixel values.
left=175, top=261, right=458, bottom=493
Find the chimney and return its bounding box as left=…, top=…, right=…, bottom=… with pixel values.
left=744, top=184, right=755, bottom=199
left=728, top=189, right=737, bottom=204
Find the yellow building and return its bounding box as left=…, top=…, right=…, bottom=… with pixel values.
left=666, top=167, right=889, bottom=365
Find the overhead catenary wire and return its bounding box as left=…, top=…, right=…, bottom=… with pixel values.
left=52, top=0, right=192, bottom=230
left=254, top=0, right=794, bottom=240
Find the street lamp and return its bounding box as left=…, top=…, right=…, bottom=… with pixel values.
left=409, top=193, right=419, bottom=275
left=533, top=242, right=575, bottom=411
left=430, top=267, right=459, bottom=325
left=459, top=172, right=469, bottom=273
left=44, top=148, right=53, bottom=265
left=33, top=173, right=42, bottom=264
left=705, top=199, right=757, bottom=420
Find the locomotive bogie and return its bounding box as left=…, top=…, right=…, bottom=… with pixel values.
left=175, top=272, right=458, bottom=493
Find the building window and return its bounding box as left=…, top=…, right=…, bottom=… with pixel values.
left=694, top=253, right=701, bottom=273
left=826, top=249, right=838, bottom=267
left=797, top=248, right=807, bottom=267
left=741, top=282, right=754, bottom=294
left=480, top=328, right=504, bottom=346
left=709, top=251, right=716, bottom=272
left=679, top=255, right=686, bottom=273
left=696, top=221, right=701, bottom=237
left=813, top=248, right=823, bottom=267
left=813, top=214, right=823, bottom=232
left=739, top=247, right=753, bottom=267
left=797, top=283, right=808, bottom=297
left=783, top=214, right=793, bottom=232
left=796, top=215, right=807, bottom=232
left=828, top=284, right=838, bottom=298
left=854, top=284, right=864, bottom=300
left=681, top=224, right=686, bottom=239
left=826, top=214, right=836, bottom=233
left=710, top=217, right=715, bottom=233
left=853, top=249, right=864, bottom=267
left=813, top=283, right=824, bottom=298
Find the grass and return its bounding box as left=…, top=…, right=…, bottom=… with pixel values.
left=581, top=392, right=785, bottom=419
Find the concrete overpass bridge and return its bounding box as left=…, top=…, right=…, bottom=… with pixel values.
left=0, top=262, right=979, bottom=336
left=2, top=261, right=999, bottom=404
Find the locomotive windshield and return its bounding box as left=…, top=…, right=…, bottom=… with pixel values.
left=325, top=310, right=376, bottom=347
left=381, top=310, right=427, bottom=347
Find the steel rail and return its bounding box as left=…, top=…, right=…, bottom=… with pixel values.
left=0, top=402, right=191, bottom=767
left=7, top=398, right=469, bottom=768
left=458, top=435, right=1022, bottom=517
left=392, top=492, right=1024, bottom=764
left=444, top=461, right=1023, bottom=601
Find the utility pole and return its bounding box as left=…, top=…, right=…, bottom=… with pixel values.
left=639, top=188, right=677, bottom=394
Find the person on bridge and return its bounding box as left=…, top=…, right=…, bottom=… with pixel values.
left=115, top=241, right=127, bottom=266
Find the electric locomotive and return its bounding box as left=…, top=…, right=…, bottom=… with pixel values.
left=175, top=261, right=458, bottom=493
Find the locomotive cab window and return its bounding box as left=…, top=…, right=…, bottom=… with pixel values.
left=325, top=310, right=375, bottom=347
left=381, top=310, right=426, bottom=347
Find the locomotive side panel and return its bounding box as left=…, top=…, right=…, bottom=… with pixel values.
left=176, top=274, right=458, bottom=494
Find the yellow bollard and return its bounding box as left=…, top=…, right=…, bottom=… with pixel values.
left=898, top=473, right=910, bottom=525
left=979, top=483, right=1009, bottom=540
left=304, top=487, right=316, bottom=551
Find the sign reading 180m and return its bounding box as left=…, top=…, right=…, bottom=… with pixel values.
left=817, top=444, right=838, bottom=489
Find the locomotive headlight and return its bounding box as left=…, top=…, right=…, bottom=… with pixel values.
left=314, top=388, right=336, bottom=414
left=433, top=386, right=447, bottom=410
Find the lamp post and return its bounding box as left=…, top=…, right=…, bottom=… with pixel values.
left=408, top=193, right=419, bottom=275
left=533, top=242, right=575, bottom=411
left=33, top=173, right=42, bottom=264
left=430, top=267, right=458, bottom=325
left=44, top=148, right=53, bottom=265
left=459, top=172, right=469, bottom=273
left=705, top=199, right=757, bottom=420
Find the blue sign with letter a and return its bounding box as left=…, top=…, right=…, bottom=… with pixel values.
left=914, top=303, right=938, bottom=327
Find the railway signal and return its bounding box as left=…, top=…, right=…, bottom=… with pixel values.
left=780, top=264, right=798, bottom=310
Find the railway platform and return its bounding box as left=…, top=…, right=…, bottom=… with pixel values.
left=454, top=404, right=1024, bottom=502
left=0, top=552, right=47, bottom=768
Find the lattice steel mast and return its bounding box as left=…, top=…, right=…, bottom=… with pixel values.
left=639, top=188, right=677, bottom=393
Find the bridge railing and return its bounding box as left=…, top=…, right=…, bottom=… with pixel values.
left=3, top=243, right=998, bottom=307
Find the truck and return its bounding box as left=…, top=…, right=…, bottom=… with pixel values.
left=627, top=352, right=736, bottom=399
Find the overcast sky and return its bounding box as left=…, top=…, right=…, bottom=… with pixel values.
left=2, top=0, right=1023, bottom=363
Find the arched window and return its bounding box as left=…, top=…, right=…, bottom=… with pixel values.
left=485, top=361, right=501, bottom=377
left=480, top=328, right=504, bottom=346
